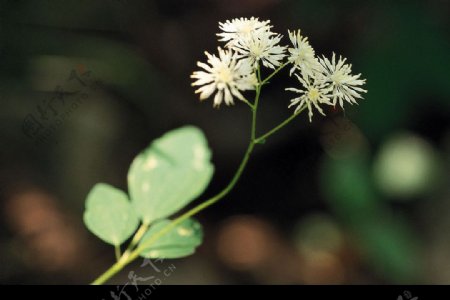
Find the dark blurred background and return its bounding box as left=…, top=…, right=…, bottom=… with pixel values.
left=0, top=0, right=449, bottom=284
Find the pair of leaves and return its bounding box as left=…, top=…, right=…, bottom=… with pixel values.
left=83, top=126, right=213, bottom=258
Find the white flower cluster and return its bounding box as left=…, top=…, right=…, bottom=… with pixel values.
left=191, top=48, right=256, bottom=107
left=191, top=17, right=367, bottom=120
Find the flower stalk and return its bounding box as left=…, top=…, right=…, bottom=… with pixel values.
left=90, top=16, right=367, bottom=285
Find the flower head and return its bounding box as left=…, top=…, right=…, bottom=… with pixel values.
left=286, top=74, right=333, bottom=122
left=233, top=29, right=286, bottom=69
left=191, top=47, right=257, bottom=107
left=217, top=17, right=272, bottom=47
left=318, top=53, right=367, bottom=108
left=287, top=30, right=320, bottom=76
left=217, top=17, right=286, bottom=70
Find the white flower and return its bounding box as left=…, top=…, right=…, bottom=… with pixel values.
left=233, top=29, right=286, bottom=69
left=286, top=74, right=333, bottom=122
left=217, top=17, right=285, bottom=70
left=318, top=53, right=367, bottom=108
left=217, top=17, right=272, bottom=47
left=191, top=47, right=257, bottom=107
left=287, top=30, right=320, bottom=76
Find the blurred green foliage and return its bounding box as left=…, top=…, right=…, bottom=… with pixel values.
left=321, top=153, right=421, bottom=283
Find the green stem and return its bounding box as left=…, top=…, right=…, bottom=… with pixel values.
left=252, top=65, right=262, bottom=141
left=90, top=62, right=305, bottom=285
left=255, top=105, right=307, bottom=143
left=121, top=223, right=149, bottom=260
left=114, top=245, right=121, bottom=262
left=91, top=74, right=264, bottom=285
left=92, top=259, right=126, bottom=285
left=241, top=97, right=254, bottom=110
left=261, top=62, right=288, bottom=85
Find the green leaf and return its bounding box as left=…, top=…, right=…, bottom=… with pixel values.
left=139, top=218, right=203, bottom=259
left=128, top=126, right=214, bottom=224
left=84, top=183, right=139, bottom=246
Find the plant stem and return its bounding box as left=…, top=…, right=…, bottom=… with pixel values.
left=261, top=62, right=288, bottom=85
left=241, top=97, right=254, bottom=110
left=91, top=73, right=264, bottom=285
left=255, top=105, right=307, bottom=143
left=92, top=259, right=126, bottom=285
left=114, top=245, right=121, bottom=262
left=251, top=65, right=262, bottom=141
left=121, top=223, right=149, bottom=260
left=90, top=62, right=308, bottom=284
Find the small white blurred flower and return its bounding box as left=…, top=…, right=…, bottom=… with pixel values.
left=287, top=30, right=320, bottom=76
left=318, top=53, right=367, bottom=108
left=191, top=47, right=257, bottom=107
left=234, top=29, right=286, bottom=69
left=217, top=17, right=272, bottom=47
left=286, top=74, right=333, bottom=122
